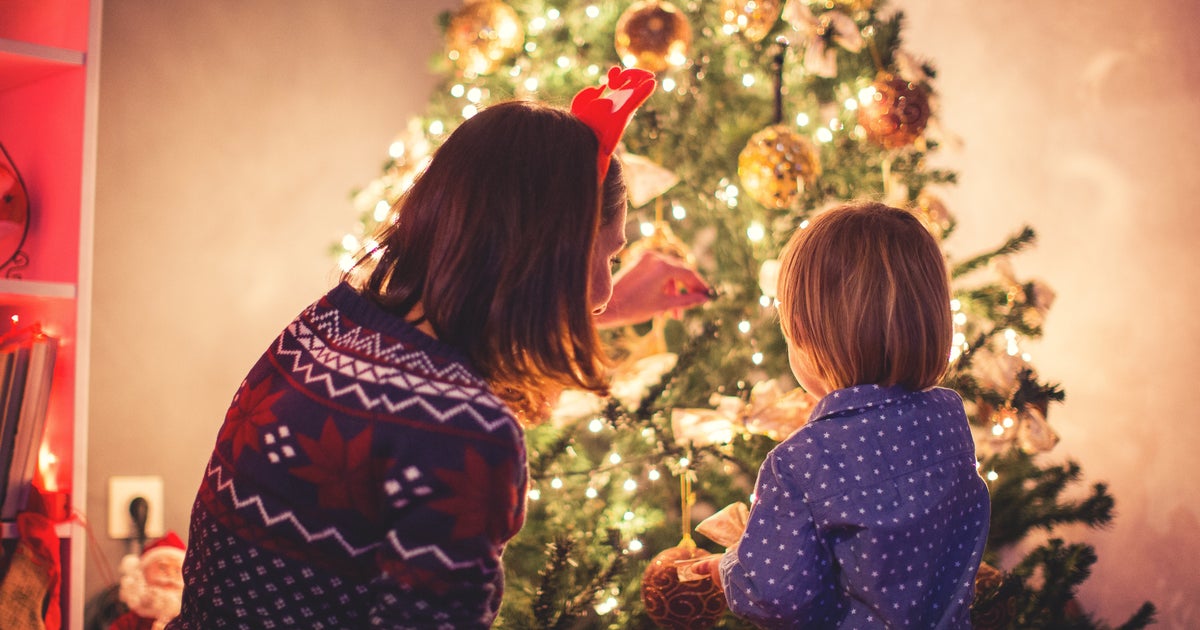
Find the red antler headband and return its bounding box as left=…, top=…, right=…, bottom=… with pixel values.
left=570, top=66, right=657, bottom=182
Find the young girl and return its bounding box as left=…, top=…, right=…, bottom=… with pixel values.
left=169, top=68, right=710, bottom=629
left=704, top=202, right=990, bottom=628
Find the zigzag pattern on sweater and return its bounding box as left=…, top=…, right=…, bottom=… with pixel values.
left=204, top=460, right=488, bottom=572
left=303, top=305, right=484, bottom=386
left=274, top=311, right=516, bottom=434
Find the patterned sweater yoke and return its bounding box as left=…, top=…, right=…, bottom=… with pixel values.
left=170, top=283, right=528, bottom=630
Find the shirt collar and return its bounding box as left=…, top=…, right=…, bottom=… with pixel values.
left=808, top=383, right=915, bottom=424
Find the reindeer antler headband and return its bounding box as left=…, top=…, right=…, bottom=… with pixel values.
left=570, top=66, right=657, bottom=181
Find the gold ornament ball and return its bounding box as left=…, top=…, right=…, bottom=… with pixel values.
left=641, top=545, right=726, bottom=630
left=738, top=124, right=822, bottom=209
left=446, top=0, right=524, bottom=76
left=615, top=0, right=692, bottom=73
left=719, top=0, right=784, bottom=42
left=857, top=75, right=931, bottom=149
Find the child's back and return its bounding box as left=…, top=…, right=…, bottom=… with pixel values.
left=718, top=203, right=990, bottom=629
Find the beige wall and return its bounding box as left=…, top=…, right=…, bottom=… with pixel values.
left=90, top=0, right=1200, bottom=625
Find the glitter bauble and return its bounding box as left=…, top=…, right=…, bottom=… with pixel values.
left=738, top=124, right=821, bottom=209
left=857, top=75, right=931, bottom=149
left=445, top=0, right=524, bottom=76
left=641, top=545, right=726, bottom=630
left=719, top=0, right=783, bottom=42
left=615, top=0, right=692, bottom=73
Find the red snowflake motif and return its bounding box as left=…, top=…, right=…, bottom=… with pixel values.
left=377, top=556, right=452, bottom=595
left=291, top=418, right=379, bottom=520
left=428, top=448, right=522, bottom=544
left=218, top=377, right=285, bottom=461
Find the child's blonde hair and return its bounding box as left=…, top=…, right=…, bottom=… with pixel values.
left=777, top=201, right=952, bottom=391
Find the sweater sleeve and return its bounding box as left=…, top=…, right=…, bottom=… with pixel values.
left=367, top=435, right=526, bottom=629
left=719, top=451, right=838, bottom=629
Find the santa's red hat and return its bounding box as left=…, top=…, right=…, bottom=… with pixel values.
left=141, top=531, right=185, bottom=565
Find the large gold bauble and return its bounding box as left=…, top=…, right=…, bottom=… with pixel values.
left=615, top=0, right=692, bottom=73
left=719, top=0, right=784, bottom=42
left=641, top=545, right=726, bottom=630
left=445, top=0, right=524, bottom=76
left=737, top=124, right=821, bottom=209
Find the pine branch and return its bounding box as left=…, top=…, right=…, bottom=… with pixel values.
left=531, top=537, right=575, bottom=628
left=951, top=226, right=1037, bottom=278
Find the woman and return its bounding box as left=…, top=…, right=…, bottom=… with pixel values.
left=169, top=68, right=708, bottom=629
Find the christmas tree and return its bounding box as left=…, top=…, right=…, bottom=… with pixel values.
left=336, top=1, right=1156, bottom=627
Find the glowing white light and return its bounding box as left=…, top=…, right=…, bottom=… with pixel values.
left=671, top=203, right=686, bottom=219
left=679, top=457, right=690, bottom=467
left=747, top=221, right=766, bottom=241
left=742, top=74, right=755, bottom=87
left=950, top=298, right=962, bottom=311
left=466, top=87, right=483, bottom=103
left=752, top=352, right=764, bottom=365
left=623, top=511, right=635, bottom=521
left=528, top=489, right=542, bottom=501
left=363, top=238, right=379, bottom=254
left=338, top=254, right=356, bottom=272
left=648, top=468, right=661, bottom=481
left=595, top=596, right=618, bottom=615
left=429, top=120, right=444, bottom=135
left=1002, top=416, right=1015, bottom=428
left=816, top=127, right=834, bottom=143
left=557, top=55, right=571, bottom=68
left=589, top=418, right=604, bottom=433
left=844, top=98, right=858, bottom=111
left=609, top=452, right=622, bottom=464
left=585, top=487, right=598, bottom=499
left=450, top=84, right=465, bottom=98
left=952, top=332, right=967, bottom=346
left=725, top=184, right=740, bottom=197
left=738, top=320, right=751, bottom=334
left=662, top=77, right=677, bottom=92
left=587, top=64, right=600, bottom=75
left=509, top=65, right=522, bottom=77
left=628, top=538, right=644, bottom=552
left=342, top=234, right=360, bottom=251
left=462, top=104, right=478, bottom=119
left=800, top=219, right=810, bottom=229
left=524, top=77, right=539, bottom=91
left=624, top=478, right=638, bottom=491
left=586, top=5, right=600, bottom=18
left=858, top=86, right=877, bottom=103
left=530, top=16, right=547, bottom=31
left=991, top=424, right=1005, bottom=436
left=551, top=477, right=564, bottom=489
left=388, top=140, right=405, bottom=158
left=525, top=42, right=537, bottom=52
left=953, top=312, right=967, bottom=325
left=668, top=51, right=686, bottom=66
left=986, top=470, right=999, bottom=481
left=760, top=295, right=773, bottom=307
left=796, top=113, right=810, bottom=127
left=547, top=8, right=560, bottom=19
left=640, top=221, right=655, bottom=237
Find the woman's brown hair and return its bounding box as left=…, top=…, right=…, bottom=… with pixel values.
left=348, top=100, right=623, bottom=422
left=777, top=202, right=952, bottom=391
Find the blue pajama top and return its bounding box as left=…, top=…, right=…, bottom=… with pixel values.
left=719, top=384, right=990, bottom=629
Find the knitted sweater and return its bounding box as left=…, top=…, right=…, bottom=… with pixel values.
left=168, top=283, right=527, bottom=630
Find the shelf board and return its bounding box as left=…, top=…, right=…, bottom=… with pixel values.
left=0, top=279, right=77, bottom=301
left=0, top=37, right=85, bottom=91
left=1, top=520, right=74, bottom=539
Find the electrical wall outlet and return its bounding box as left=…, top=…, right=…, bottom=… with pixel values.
left=108, top=475, right=164, bottom=540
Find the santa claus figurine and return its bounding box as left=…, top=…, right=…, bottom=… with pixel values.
left=109, top=532, right=186, bottom=630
